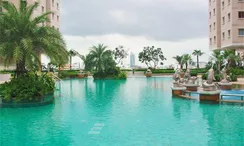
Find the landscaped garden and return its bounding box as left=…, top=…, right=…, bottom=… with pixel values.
left=0, top=1, right=69, bottom=104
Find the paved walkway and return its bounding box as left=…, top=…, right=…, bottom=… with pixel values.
left=233, top=78, right=244, bottom=85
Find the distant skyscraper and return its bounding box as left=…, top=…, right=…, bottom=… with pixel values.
left=130, top=53, right=135, bottom=67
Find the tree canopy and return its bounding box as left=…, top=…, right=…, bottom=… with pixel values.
left=113, top=46, right=128, bottom=65
left=138, top=46, right=166, bottom=68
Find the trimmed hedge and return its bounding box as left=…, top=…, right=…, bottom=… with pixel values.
left=0, top=70, right=15, bottom=76
left=134, top=68, right=208, bottom=75
left=58, top=70, right=81, bottom=78
left=229, top=68, right=244, bottom=76
left=202, top=73, right=238, bottom=82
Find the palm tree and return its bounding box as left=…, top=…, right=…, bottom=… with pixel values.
left=69, top=50, right=77, bottom=70
left=223, top=50, right=238, bottom=69
left=173, top=55, right=184, bottom=69
left=90, top=44, right=110, bottom=71
left=192, top=50, right=204, bottom=68
left=81, top=54, right=95, bottom=71
left=182, top=54, right=192, bottom=69
left=0, top=1, right=68, bottom=76
left=210, top=50, right=224, bottom=72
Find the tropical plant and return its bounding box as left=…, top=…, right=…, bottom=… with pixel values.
left=0, top=72, right=55, bottom=103
left=117, top=71, right=127, bottom=79
left=209, top=50, right=224, bottom=72
left=138, top=46, right=166, bottom=68
left=68, top=49, right=82, bottom=70
left=81, top=54, right=95, bottom=71
left=173, top=55, right=184, bottom=69
left=192, top=50, right=204, bottom=68
left=0, top=1, right=69, bottom=76
left=113, top=46, right=128, bottom=65
left=181, top=54, right=192, bottom=69
left=90, top=44, right=112, bottom=71
left=223, top=50, right=239, bottom=69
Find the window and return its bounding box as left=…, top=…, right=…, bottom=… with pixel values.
left=52, top=26, right=55, bottom=29
left=52, top=13, right=54, bottom=20
left=210, top=25, right=212, bottom=32
left=210, top=38, right=212, bottom=45
left=209, top=0, right=211, bottom=5
left=222, top=32, right=225, bottom=40
left=214, top=22, right=216, bottom=30
left=42, top=6, right=44, bottom=13
left=228, top=0, right=230, bottom=5
left=228, top=13, right=231, bottom=21
left=209, top=12, right=211, bottom=19
left=239, top=29, right=244, bottom=36
left=222, top=17, right=225, bottom=25
left=238, top=12, right=244, bottom=18
left=57, top=15, right=59, bottom=21
left=213, top=9, right=216, bottom=16
left=222, top=1, right=224, bottom=9
left=239, top=0, right=244, bottom=2
left=52, top=0, right=54, bottom=6
left=57, top=28, right=59, bottom=31
left=57, top=3, right=59, bottom=10
left=214, top=36, right=216, bottom=43
left=228, top=30, right=231, bottom=38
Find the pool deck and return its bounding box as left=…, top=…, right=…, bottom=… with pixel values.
left=232, top=78, right=244, bottom=85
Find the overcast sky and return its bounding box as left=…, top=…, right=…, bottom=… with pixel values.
left=48, top=0, right=211, bottom=67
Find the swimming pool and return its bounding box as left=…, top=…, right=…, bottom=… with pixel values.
left=0, top=77, right=243, bottom=145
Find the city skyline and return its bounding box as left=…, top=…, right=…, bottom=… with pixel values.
left=130, top=52, right=136, bottom=67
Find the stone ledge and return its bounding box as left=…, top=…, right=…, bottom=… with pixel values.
left=0, top=94, right=55, bottom=108
left=218, top=82, right=232, bottom=85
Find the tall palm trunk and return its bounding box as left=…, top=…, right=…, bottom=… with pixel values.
left=185, top=63, right=188, bottom=69
left=69, top=56, right=72, bottom=70
left=228, top=59, right=232, bottom=69
left=217, top=62, right=221, bottom=72
left=16, top=60, right=26, bottom=77
left=197, top=55, right=199, bottom=68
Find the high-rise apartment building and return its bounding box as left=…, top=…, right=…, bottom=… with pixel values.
left=130, top=53, right=135, bottom=67
left=209, top=0, right=244, bottom=54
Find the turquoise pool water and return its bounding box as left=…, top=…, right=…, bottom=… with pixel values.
left=0, top=77, right=243, bottom=146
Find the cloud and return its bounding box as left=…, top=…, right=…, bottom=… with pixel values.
left=61, top=0, right=208, bottom=41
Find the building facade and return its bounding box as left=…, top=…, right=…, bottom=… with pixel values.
left=3, top=0, right=60, bottom=30
left=130, top=53, right=135, bottom=68
left=209, top=0, right=244, bottom=54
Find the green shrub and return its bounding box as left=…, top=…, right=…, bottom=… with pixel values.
left=229, top=68, right=244, bottom=76
left=151, top=69, right=175, bottom=74
left=58, top=70, right=80, bottom=78
left=93, top=67, right=127, bottom=79
left=230, top=74, right=237, bottom=82
left=0, top=70, right=15, bottom=76
left=105, top=67, right=120, bottom=76
left=0, top=73, right=55, bottom=103
left=215, top=74, right=221, bottom=82
left=117, top=71, right=127, bottom=79
left=93, top=71, right=107, bottom=79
